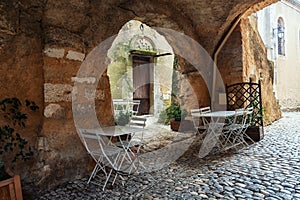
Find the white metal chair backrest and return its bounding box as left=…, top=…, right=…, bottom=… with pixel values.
left=199, top=106, right=211, bottom=126
left=130, top=100, right=140, bottom=116
left=113, top=99, right=123, bottom=110
left=129, top=116, right=147, bottom=129
left=191, top=109, right=201, bottom=115
left=127, top=116, right=147, bottom=147
left=245, top=107, right=254, bottom=126
left=191, top=108, right=200, bottom=118
left=233, top=107, right=253, bottom=127
left=246, top=106, right=254, bottom=113
left=113, top=99, right=130, bottom=112
left=199, top=106, right=211, bottom=114
left=246, top=106, right=254, bottom=117
left=79, top=130, right=100, bottom=155
left=78, top=129, right=113, bottom=154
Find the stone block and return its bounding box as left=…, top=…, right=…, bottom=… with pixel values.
left=66, top=50, right=85, bottom=61
left=44, top=47, right=65, bottom=58
left=44, top=83, right=72, bottom=102
left=44, top=103, right=66, bottom=119
left=71, top=76, right=96, bottom=84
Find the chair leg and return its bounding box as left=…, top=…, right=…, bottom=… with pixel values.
left=87, top=155, right=105, bottom=184
left=112, top=171, right=125, bottom=186
left=230, top=127, right=254, bottom=150
left=102, top=169, right=113, bottom=191
left=221, top=129, right=237, bottom=151
left=87, top=164, right=99, bottom=184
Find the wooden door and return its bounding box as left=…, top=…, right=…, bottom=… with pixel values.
left=132, top=55, right=153, bottom=115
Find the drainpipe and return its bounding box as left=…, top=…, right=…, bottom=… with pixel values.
left=212, top=13, right=246, bottom=106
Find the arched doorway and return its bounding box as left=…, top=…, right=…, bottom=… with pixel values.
left=107, top=20, right=174, bottom=116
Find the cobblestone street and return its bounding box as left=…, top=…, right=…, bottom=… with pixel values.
left=37, top=112, right=300, bottom=200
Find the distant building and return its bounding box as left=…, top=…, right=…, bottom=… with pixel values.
left=256, top=0, right=300, bottom=110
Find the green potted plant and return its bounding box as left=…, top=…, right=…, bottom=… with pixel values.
left=165, top=104, right=187, bottom=131
left=115, top=110, right=131, bottom=126
left=0, top=97, right=38, bottom=199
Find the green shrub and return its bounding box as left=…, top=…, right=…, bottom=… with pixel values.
left=163, top=104, right=187, bottom=125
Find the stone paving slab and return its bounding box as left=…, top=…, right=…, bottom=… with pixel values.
left=35, top=112, right=300, bottom=200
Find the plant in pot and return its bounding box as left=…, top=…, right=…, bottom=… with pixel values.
left=115, top=110, right=131, bottom=126
left=0, top=97, right=38, bottom=199
left=165, top=104, right=187, bottom=131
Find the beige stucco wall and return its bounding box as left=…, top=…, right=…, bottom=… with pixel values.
left=275, top=2, right=300, bottom=109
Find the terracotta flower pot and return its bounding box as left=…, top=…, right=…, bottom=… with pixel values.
left=170, top=120, right=181, bottom=131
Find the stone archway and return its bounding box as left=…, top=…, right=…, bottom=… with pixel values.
left=107, top=20, right=174, bottom=116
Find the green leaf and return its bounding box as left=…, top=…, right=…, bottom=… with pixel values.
left=25, top=99, right=30, bottom=106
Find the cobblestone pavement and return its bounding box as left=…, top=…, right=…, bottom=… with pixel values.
left=36, top=112, right=300, bottom=200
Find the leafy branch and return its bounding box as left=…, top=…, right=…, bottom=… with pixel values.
left=0, top=98, right=39, bottom=163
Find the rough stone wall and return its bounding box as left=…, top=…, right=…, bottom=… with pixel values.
left=0, top=0, right=44, bottom=183
left=217, top=26, right=243, bottom=85
left=175, top=58, right=211, bottom=112
left=241, top=16, right=281, bottom=124
left=39, top=48, right=106, bottom=191
left=183, top=72, right=211, bottom=111
left=35, top=0, right=115, bottom=192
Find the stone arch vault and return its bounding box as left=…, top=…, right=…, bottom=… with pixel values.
left=0, top=0, right=279, bottom=195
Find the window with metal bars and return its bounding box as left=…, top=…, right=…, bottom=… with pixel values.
left=277, top=17, right=285, bottom=56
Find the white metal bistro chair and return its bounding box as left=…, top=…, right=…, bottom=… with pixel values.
left=79, top=129, right=135, bottom=191
left=191, top=106, right=211, bottom=135
left=198, top=122, right=225, bottom=158
left=221, top=108, right=245, bottom=150
left=222, top=107, right=254, bottom=150
left=115, top=116, right=147, bottom=173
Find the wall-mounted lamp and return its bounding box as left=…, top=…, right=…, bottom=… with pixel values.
left=140, top=24, right=144, bottom=36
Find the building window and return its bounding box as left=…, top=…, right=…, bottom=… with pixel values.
left=277, top=17, right=285, bottom=56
